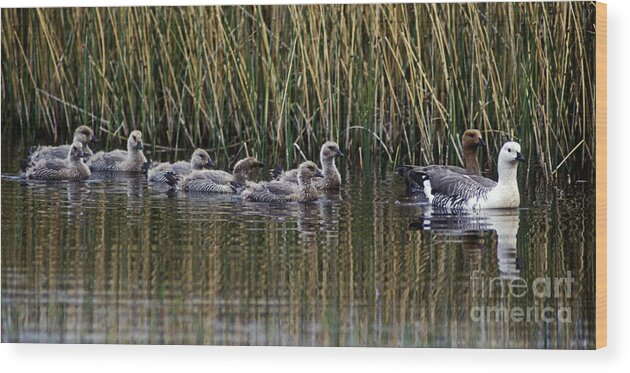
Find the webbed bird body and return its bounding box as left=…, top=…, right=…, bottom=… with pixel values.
left=397, top=129, right=486, bottom=191
left=272, top=141, right=343, bottom=190
left=22, top=126, right=98, bottom=170
left=410, top=142, right=524, bottom=210
left=244, top=161, right=323, bottom=203
left=147, top=149, right=214, bottom=183
left=87, top=130, right=147, bottom=172
left=25, top=141, right=90, bottom=181
left=166, top=157, right=264, bottom=194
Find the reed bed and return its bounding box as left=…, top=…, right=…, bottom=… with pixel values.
left=1, top=3, right=596, bottom=180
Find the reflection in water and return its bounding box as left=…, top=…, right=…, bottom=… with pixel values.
left=412, top=207, right=521, bottom=279
left=1, top=144, right=595, bottom=349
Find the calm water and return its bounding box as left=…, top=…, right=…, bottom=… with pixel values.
left=1, top=137, right=595, bottom=348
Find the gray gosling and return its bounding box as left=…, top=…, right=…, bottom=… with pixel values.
left=25, top=141, right=90, bottom=181
left=243, top=161, right=324, bottom=203
left=396, top=129, right=487, bottom=191
left=22, top=126, right=98, bottom=170
left=165, top=156, right=264, bottom=193
left=271, top=141, right=343, bottom=190
left=146, top=149, right=215, bottom=183
left=87, top=130, right=147, bottom=172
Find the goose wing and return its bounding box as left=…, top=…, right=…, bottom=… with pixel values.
left=415, top=167, right=496, bottom=204
left=147, top=162, right=172, bottom=181
left=398, top=164, right=497, bottom=191
left=89, top=150, right=128, bottom=168
left=242, top=182, right=296, bottom=202
left=190, top=169, right=232, bottom=184
left=424, top=165, right=497, bottom=188
left=170, top=161, right=192, bottom=175
left=29, top=145, right=71, bottom=161
left=262, top=181, right=299, bottom=196
left=273, top=168, right=298, bottom=183
left=37, top=158, right=67, bottom=171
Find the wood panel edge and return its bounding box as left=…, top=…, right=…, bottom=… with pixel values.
left=595, top=1, right=607, bottom=350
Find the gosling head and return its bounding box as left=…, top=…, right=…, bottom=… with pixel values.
left=461, top=129, right=485, bottom=149
left=74, top=125, right=98, bottom=146
left=297, top=161, right=324, bottom=183
left=68, top=141, right=85, bottom=162
left=320, top=141, right=344, bottom=162
left=127, top=130, right=144, bottom=151
left=190, top=149, right=215, bottom=170
left=499, top=141, right=525, bottom=166
left=233, top=157, right=265, bottom=180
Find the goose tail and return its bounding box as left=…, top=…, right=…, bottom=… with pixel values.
left=395, top=164, right=414, bottom=176
left=409, top=171, right=433, bottom=202
left=19, top=158, right=32, bottom=172
left=230, top=179, right=246, bottom=193
left=164, top=171, right=180, bottom=188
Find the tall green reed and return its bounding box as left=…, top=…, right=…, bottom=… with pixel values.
left=1, top=3, right=596, bottom=180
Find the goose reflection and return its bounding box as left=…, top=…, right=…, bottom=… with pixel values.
left=410, top=207, right=521, bottom=279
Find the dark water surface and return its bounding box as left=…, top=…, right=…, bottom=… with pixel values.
left=1, top=139, right=595, bottom=348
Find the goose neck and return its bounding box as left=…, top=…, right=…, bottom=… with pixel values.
left=463, top=146, right=480, bottom=173
left=497, top=162, right=519, bottom=187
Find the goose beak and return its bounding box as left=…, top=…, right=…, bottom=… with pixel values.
left=315, top=169, right=324, bottom=178
left=515, top=152, right=525, bottom=162
left=477, top=137, right=486, bottom=147
left=336, top=149, right=344, bottom=157
left=205, top=159, right=215, bottom=169
left=136, top=142, right=144, bottom=150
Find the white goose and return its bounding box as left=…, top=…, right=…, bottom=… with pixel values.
left=410, top=142, right=525, bottom=210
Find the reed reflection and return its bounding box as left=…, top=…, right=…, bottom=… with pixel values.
left=410, top=207, right=521, bottom=279
left=2, top=148, right=596, bottom=348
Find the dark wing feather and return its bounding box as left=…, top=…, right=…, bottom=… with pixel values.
left=412, top=167, right=497, bottom=209
left=398, top=164, right=494, bottom=191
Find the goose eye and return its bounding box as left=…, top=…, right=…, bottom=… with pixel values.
left=508, top=148, right=512, bottom=152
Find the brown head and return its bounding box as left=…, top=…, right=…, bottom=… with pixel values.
left=461, top=129, right=485, bottom=174
left=461, top=129, right=485, bottom=149
left=73, top=126, right=98, bottom=146
left=233, top=157, right=265, bottom=181
left=190, top=149, right=215, bottom=170
left=297, top=161, right=324, bottom=185
left=127, top=130, right=144, bottom=152
left=320, top=141, right=344, bottom=163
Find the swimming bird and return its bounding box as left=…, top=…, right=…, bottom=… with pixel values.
left=146, top=149, right=215, bottom=183
left=243, top=161, right=324, bottom=203
left=165, top=156, right=264, bottom=193
left=87, top=130, right=147, bottom=172
left=396, top=129, right=486, bottom=191
left=22, top=126, right=98, bottom=170
left=271, top=141, right=343, bottom=190
left=409, top=142, right=525, bottom=210
left=25, top=141, right=91, bottom=181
